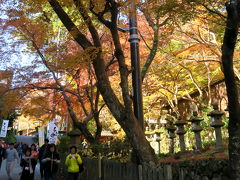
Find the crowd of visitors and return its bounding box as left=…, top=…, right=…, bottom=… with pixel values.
left=0, top=139, right=83, bottom=180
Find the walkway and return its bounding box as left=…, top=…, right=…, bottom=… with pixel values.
left=0, top=160, right=41, bottom=180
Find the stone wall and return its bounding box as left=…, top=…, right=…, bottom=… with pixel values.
left=162, top=159, right=229, bottom=180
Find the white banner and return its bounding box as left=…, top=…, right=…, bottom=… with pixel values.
left=38, top=127, right=45, bottom=147
left=47, top=121, right=58, bottom=144
left=0, top=120, right=9, bottom=137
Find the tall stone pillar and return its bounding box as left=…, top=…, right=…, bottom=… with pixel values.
left=155, top=125, right=162, bottom=154
left=189, top=111, right=203, bottom=150
left=174, top=116, right=187, bottom=153
left=208, top=104, right=224, bottom=151
left=166, top=121, right=176, bottom=154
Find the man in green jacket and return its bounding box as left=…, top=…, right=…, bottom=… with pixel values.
left=65, top=146, right=83, bottom=180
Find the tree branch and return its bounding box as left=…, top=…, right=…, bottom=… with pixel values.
left=200, top=3, right=227, bottom=19
left=89, top=0, right=112, bottom=28
left=48, top=0, right=92, bottom=49
left=73, top=0, right=101, bottom=47
left=141, top=17, right=170, bottom=81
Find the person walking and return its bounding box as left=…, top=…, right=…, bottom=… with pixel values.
left=21, top=143, right=28, bottom=156
left=0, top=141, right=6, bottom=170
left=20, top=148, right=37, bottom=180
left=30, top=144, right=39, bottom=160
left=42, top=143, right=60, bottom=180
left=39, top=139, right=49, bottom=179
left=16, top=142, right=23, bottom=159
left=6, top=143, right=20, bottom=180
left=65, top=146, right=83, bottom=180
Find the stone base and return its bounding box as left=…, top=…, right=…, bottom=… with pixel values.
left=212, top=147, right=224, bottom=153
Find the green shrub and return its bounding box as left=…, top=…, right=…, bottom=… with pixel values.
left=202, top=140, right=215, bottom=150
left=3, top=129, right=17, bottom=144
left=83, top=137, right=132, bottom=161
left=173, top=152, right=181, bottom=159
left=204, top=150, right=215, bottom=157
left=158, top=153, right=168, bottom=160
left=57, top=135, right=70, bottom=153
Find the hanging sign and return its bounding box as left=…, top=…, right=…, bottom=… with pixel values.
left=47, top=121, right=59, bottom=144
left=0, top=120, right=9, bottom=137
left=38, top=127, right=45, bottom=147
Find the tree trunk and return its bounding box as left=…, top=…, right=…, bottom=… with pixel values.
left=48, top=0, right=158, bottom=164
left=92, top=55, right=157, bottom=164
left=221, top=1, right=240, bottom=179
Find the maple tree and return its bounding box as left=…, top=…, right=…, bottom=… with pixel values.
left=141, top=18, right=224, bottom=120
left=1, top=1, right=240, bottom=171
left=0, top=70, right=20, bottom=120
left=42, top=0, right=218, bottom=164
left=46, top=0, right=158, bottom=163
left=1, top=2, right=165, bottom=161
left=134, top=1, right=225, bottom=120
left=0, top=3, right=105, bottom=144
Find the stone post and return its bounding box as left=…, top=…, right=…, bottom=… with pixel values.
left=208, top=104, right=224, bottom=151
left=155, top=125, right=162, bottom=154
left=188, top=111, right=203, bottom=150
left=145, top=126, right=155, bottom=152
left=67, top=129, right=82, bottom=147
left=174, top=116, right=187, bottom=152
left=145, top=127, right=153, bottom=140
left=166, top=121, right=176, bottom=154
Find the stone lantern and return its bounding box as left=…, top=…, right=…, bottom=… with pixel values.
left=155, top=125, right=162, bottom=154
left=67, top=128, right=82, bottom=146
left=174, top=116, right=187, bottom=152
left=145, top=126, right=156, bottom=153
left=165, top=118, right=176, bottom=154
left=208, top=104, right=225, bottom=151
left=224, top=106, right=229, bottom=119
left=145, top=127, right=154, bottom=142
left=189, top=111, right=203, bottom=150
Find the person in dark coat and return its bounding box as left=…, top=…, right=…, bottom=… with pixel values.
left=21, top=143, right=28, bottom=155
left=42, top=143, right=60, bottom=180
left=38, top=139, right=49, bottom=179
left=20, top=148, right=37, bottom=180
left=0, top=141, right=6, bottom=170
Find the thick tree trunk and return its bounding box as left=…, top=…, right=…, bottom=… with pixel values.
left=123, top=112, right=157, bottom=164
left=221, top=1, right=240, bottom=179
left=48, top=0, right=158, bottom=164
left=92, top=55, right=158, bottom=164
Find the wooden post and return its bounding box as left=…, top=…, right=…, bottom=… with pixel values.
left=98, top=153, right=102, bottom=180
left=138, top=164, right=143, bottom=180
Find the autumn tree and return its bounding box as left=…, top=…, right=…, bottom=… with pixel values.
left=47, top=0, right=217, bottom=163
left=2, top=0, right=238, bottom=166
left=37, top=0, right=159, bottom=164
left=0, top=2, right=106, bottom=144
left=221, top=0, right=240, bottom=178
